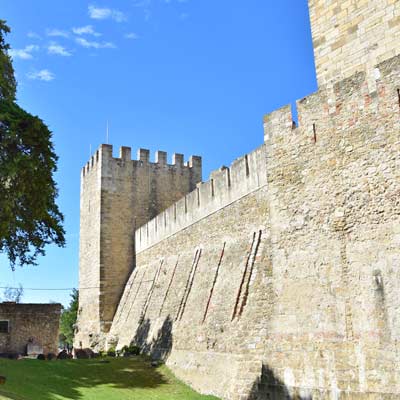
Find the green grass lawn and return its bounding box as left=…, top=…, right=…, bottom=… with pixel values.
left=0, top=357, right=220, bottom=400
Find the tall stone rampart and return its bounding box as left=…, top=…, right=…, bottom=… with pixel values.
left=136, top=144, right=267, bottom=253
left=259, top=53, right=400, bottom=399
left=75, top=145, right=202, bottom=348
left=107, top=54, right=400, bottom=399
left=77, top=0, right=400, bottom=397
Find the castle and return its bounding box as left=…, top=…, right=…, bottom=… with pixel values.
left=75, top=0, right=400, bottom=398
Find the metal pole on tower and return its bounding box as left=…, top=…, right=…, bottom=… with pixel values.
left=106, top=120, right=109, bottom=144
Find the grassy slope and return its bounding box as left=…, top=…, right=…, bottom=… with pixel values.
left=0, top=357, right=220, bottom=400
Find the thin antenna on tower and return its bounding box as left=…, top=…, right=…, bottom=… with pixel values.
left=106, top=120, right=109, bottom=144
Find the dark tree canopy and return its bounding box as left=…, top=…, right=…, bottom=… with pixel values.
left=0, top=21, right=65, bottom=268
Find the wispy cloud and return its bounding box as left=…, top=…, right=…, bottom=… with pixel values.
left=27, top=69, right=55, bottom=81
left=133, top=0, right=151, bottom=7
left=27, top=32, right=42, bottom=40
left=47, top=29, right=69, bottom=38
left=124, top=32, right=139, bottom=40
left=48, top=43, right=72, bottom=56
left=88, top=5, right=127, bottom=22
left=9, top=45, right=39, bottom=60
left=72, top=25, right=101, bottom=37
left=75, top=37, right=116, bottom=49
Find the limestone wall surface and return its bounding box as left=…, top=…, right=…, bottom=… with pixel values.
left=309, top=0, right=400, bottom=86
left=259, top=53, right=400, bottom=399
left=109, top=167, right=270, bottom=399
left=108, top=54, right=400, bottom=399
left=75, top=145, right=202, bottom=348
left=75, top=149, right=102, bottom=347
left=0, top=303, right=62, bottom=355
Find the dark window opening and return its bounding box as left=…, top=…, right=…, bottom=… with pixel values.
left=0, top=321, right=9, bottom=333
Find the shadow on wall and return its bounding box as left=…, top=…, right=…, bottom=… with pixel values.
left=133, top=316, right=173, bottom=361
left=249, top=364, right=312, bottom=400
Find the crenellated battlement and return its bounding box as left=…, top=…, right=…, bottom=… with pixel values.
left=136, top=52, right=400, bottom=254
left=263, top=104, right=295, bottom=141
left=81, top=144, right=202, bottom=178
left=135, top=144, right=267, bottom=253
left=76, top=1, right=400, bottom=397
left=78, top=141, right=203, bottom=339
left=262, top=53, right=400, bottom=147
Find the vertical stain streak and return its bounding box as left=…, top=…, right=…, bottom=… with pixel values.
left=238, top=230, right=262, bottom=317
left=175, top=250, right=199, bottom=321
left=125, top=270, right=146, bottom=323
left=159, top=256, right=180, bottom=317
left=176, top=249, right=202, bottom=321
left=397, top=89, right=400, bottom=110
left=313, top=123, right=317, bottom=143
left=139, top=259, right=164, bottom=323
left=202, top=243, right=226, bottom=323
left=115, top=270, right=138, bottom=325
left=232, top=232, right=256, bottom=321
left=245, top=155, right=250, bottom=177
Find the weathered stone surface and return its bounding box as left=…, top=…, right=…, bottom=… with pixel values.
left=309, top=0, right=400, bottom=86
left=76, top=1, right=400, bottom=399
left=0, top=303, right=61, bottom=356
left=75, top=146, right=202, bottom=348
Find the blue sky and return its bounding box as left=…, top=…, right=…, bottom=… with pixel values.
left=0, top=0, right=317, bottom=306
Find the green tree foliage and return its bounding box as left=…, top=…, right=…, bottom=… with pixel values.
left=0, top=21, right=65, bottom=268
left=0, top=20, right=16, bottom=101
left=60, top=289, right=78, bottom=346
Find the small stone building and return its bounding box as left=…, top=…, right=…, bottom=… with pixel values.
left=0, top=302, right=62, bottom=355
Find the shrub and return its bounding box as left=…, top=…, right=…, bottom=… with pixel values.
left=120, top=344, right=140, bottom=356
left=107, top=346, right=116, bottom=357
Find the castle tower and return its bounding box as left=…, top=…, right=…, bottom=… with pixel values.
left=309, top=0, right=400, bottom=86
left=75, top=144, right=202, bottom=348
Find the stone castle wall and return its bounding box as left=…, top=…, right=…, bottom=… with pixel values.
left=107, top=54, right=400, bottom=399
left=76, top=0, right=400, bottom=398
left=258, top=53, right=400, bottom=399
left=0, top=303, right=62, bottom=355
left=309, top=0, right=400, bottom=86
left=75, top=145, right=202, bottom=348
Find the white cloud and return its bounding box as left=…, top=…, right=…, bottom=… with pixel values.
left=48, top=43, right=72, bottom=56
left=9, top=45, right=39, bottom=60
left=125, top=32, right=139, bottom=40
left=88, top=5, right=127, bottom=22
left=47, top=29, right=69, bottom=38
left=27, top=32, right=42, bottom=40
left=72, top=25, right=101, bottom=37
left=75, top=37, right=116, bottom=49
left=27, top=69, right=55, bottom=82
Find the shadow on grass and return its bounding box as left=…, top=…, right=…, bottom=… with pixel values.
left=0, top=356, right=169, bottom=400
